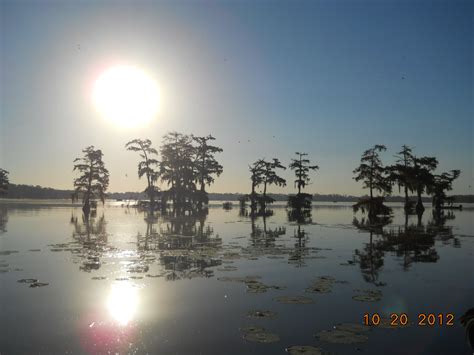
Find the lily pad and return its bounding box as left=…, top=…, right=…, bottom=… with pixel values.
left=245, top=280, right=285, bottom=294
left=29, top=282, right=49, bottom=288
left=17, top=278, right=38, bottom=283
left=315, top=329, right=368, bottom=344
left=334, top=323, right=370, bottom=333
left=243, top=331, right=280, bottom=343
left=0, top=250, right=19, bottom=256
left=247, top=310, right=277, bottom=319
left=218, top=276, right=261, bottom=283
left=274, top=296, right=314, bottom=304
left=352, top=289, right=382, bottom=302
left=305, top=276, right=339, bottom=294
left=240, top=326, right=265, bottom=333
left=286, top=345, right=323, bottom=355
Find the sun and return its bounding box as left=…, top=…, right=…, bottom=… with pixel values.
left=93, top=65, right=159, bottom=128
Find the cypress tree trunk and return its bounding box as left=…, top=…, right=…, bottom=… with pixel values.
left=416, top=186, right=424, bottom=213
left=83, top=193, right=91, bottom=216
left=404, top=185, right=409, bottom=211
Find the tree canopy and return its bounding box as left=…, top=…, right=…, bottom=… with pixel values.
left=429, top=170, right=461, bottom=211
left=73, top=146, right=109, bottom=215
left=412, top=156, right=438, bottom=212
left=0, top=169, right=9, bottom=195
left=126, top=138, right=160, bottom=208
left=160, top=132, right=196, bottom=207
left=192, top=135, right=223, bottom=193
left=389, top=145, right=415, bottom=209
left=353, top=145, right=391, bottom=199
left=289, top=152, right=319, bottom=194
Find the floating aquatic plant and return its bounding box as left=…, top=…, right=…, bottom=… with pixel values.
left=0, top=250, right=19, bottom=255
left=352, top=289, right=382, bottom=302
left=240, top=326, right=280, bottom=343
left=29, top=282, right=49, bottom=288
left=274, top=296, right=314, bottom=304
left=247, top=310, right=277, bottom=319
left=286, top=345, right=323, bottom=355
left=17, top=278, right=38, bottom=283
left=217, top=276, right=261, bottom=283
left=243, top=331, right=280, bottom=343
left=240, top=326, right=265, bottom=333
left=305, top=276, right=348, bottom=294
left=315, top=322, right=370, bottom=344
left=334, top=323, right=370, bottom=333
left=315, top=329, right=368, bottom=344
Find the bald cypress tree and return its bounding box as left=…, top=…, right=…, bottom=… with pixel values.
left=126, top=139, right=160, bottom=210
left=192, top=135, right=223, bottom=205
left=429, top=170, right=460, bottom=212
left=160, top=132, right=196, bottom=209
left=258, top=158, right=286, bottom=209
left=412, top=156, right=438, bottom=213
left=73, top=146, right=109, bottom=216
left=248, top=159, right=266, bottom=211
left=0, top=169, right=9, bottom=195
left=353, top=145, right=392, bottom=218
left=389, top=145, right=415, bottom=212
left=288, top=152, right=319, bottom=209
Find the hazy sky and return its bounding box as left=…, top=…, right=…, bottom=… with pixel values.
left=1, top=0, right=472, bottom=195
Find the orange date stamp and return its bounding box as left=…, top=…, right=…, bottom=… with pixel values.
left=363, top=313, right=455, bottom=327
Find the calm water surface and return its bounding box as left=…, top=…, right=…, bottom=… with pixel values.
left=0, top=201, right=473, bottom=354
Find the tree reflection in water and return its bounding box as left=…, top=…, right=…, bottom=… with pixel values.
left=137, top=208, right=222, bottom=281
left=249, top=210, right=286, bottom=248
left=0, top=206, right=8, bottom=233
left=288, top=209, right=312, bottom=267
left=70, top=212, right=108, bottom=272
left=353, top=210, right=459, bottom=286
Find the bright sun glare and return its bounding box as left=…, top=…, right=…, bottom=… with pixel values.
left=107, top=282, right=139, bottom=326
left=93, top=65, right=159, bottom=128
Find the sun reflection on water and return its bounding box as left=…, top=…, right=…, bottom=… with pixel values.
left=106, top=281, right=139, bottom=326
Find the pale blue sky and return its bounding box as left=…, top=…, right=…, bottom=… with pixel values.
left=1, top=0, right=472, bottom=195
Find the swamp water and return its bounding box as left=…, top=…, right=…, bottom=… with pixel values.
left=0, top=201, right=473, bottom=354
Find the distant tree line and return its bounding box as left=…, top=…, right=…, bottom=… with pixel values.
left=6, top=186, right=471, bottom=203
